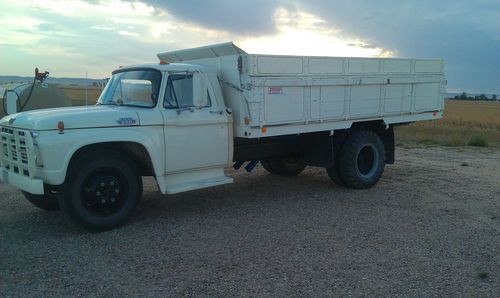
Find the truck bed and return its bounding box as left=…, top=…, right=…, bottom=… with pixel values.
left=158, top=42, right=445, bottom=138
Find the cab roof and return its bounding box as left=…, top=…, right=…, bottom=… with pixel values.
left=115, top=62, right=212, bottom=74
left=157, top=42, right=245, bottom=63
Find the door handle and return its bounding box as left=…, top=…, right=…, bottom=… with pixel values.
left=176, top=107, right=195, bottom=115
left=209, top=110, right=224, bottom=115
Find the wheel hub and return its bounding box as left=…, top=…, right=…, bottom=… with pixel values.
left=356, top=144, right=379, bottom=178
left=82, top=174, right=124, bottom=214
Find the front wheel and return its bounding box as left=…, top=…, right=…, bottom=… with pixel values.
left=59, top=151, right=143, bottom=232
left=336, top=130, right=385, bottom=189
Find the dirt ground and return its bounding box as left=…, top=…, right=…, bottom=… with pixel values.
left=0, top=146, right=499, bottom=296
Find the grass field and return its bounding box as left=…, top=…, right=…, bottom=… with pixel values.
left=395, top=100, right=500, bottom=148
left=59, top=85, right=102, bottom=106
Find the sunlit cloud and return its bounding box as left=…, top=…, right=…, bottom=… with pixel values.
left=118, top=30, right=139, bottom=37
left=237, top=8, right=395, bottom=57
left=0, top=0, right=395, bottom=78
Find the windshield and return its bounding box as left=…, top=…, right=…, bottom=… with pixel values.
left=98, top=69, right=162, bottom=108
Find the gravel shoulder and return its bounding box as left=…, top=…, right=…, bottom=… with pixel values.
left=1, top=146, right=499, bottom=296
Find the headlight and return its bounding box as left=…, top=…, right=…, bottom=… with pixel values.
left=34, top=144, right=44, bottom=167
left=30, top=131, right=43, bottom=166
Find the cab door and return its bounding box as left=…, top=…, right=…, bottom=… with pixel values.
left=161, top=72, right=230, bottom=173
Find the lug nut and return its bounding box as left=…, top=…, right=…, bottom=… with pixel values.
left=115, top=189, right=120, bottom=194
left=110, top=197, right=115, bottom=202
left=101, top=199, right=106, bottom=204
left=100, top=182, right=105, bottom=187
left=110, top=181, right=115, bottom=186
left=96, top=191, right=101, bottom=196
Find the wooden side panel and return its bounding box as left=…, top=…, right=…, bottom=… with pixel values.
left=414, top=83, right=440, bottom=111
left=264, top=86, right=305, bottom=123
left=308, top=58, right=344, bottom=74
left=383, top=60, right=411, bottom=73
left=348, top=59, right=380, bottom=74
left=257, top=56, right=303, bottom=74
left=415, top=60, right=442, bottom=73
left=320, top=86, right=346, bottom=119
left=349, top=85, right=381, bottom=116
left=384, top=84, right=412, bottom=114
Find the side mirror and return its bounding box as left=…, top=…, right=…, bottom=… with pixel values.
left=193, top=72, right=209, bottom=108
left=5, top=90, right=18, bottom=115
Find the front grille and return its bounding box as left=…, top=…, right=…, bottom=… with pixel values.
left=0, top=127, right=35, bottom=177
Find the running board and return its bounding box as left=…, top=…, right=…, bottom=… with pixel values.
left=160, top=167, right=233, bottom=195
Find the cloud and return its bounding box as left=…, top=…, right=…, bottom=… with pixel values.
left=36, top=23, right=60, bottom=32
left=144, top=0, right=500, bottom=93
left=0, top=0, right=499, bottom=93
left=144, top=0, right=282, bottom=35
left=118, top=30, right=139, bottom=36
left=294, top=0, right=500, bottom=93
left=238, top=8, right=395, bottom=57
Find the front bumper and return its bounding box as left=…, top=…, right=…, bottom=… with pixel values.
left=0, top=167, right=44, bottom=195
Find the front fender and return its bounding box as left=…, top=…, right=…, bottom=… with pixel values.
left=36, top=126, right=165, bottom=185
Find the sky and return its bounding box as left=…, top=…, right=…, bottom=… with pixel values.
left=0, top=0, right=499, bottom=94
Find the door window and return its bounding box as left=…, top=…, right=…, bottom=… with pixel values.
left=164, top=74, right=211, bottom=109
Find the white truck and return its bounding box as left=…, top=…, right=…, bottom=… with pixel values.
left=0, top=42, right=445, bottom=231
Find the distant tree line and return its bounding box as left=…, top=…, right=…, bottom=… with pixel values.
left=453, top=92, right=498, bottom=101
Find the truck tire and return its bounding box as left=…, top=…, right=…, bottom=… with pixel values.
left=337, top=130, right=385, bottom=189
left=260, top=160, right=279, bottom=174
left=326, top=165, right=346, bottom=187
left=22, top=190, right=60, bottom=211
left=59, top=151, right=143, bottom=232
left=261, top=156, right=306, bottom=176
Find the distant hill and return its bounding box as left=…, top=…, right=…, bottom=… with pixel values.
left=0, top=76, right=108, bottom=87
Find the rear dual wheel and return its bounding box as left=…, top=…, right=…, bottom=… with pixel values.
left=261, top=156, right=306, bottom=176
left=327, top=130, right=385, bottom=189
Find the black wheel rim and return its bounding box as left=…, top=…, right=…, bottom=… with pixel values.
left=356, top=144, right=379, bottom=178
left=81, top=167, right=128, bottom=215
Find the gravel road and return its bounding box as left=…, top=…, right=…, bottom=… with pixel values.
left=1, top=146, right=499, bottom=296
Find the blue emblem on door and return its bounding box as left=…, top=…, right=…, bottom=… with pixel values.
left=117, top=117, right=137, bottom=125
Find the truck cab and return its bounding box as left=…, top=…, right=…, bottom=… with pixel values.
left=1, top=63, right=234, bottom=230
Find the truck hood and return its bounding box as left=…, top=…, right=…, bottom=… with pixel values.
left=0, top=106, right=140, bottom=130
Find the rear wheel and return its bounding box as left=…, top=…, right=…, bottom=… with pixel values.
left=60, top=151, right=143, bottom=232
left=336, top=130, right=385, bottom=189
left=260, top=156, right=306, bottom=176
left=22, top=187, right=60, bottom=211
left=326, top=165, right=345, bottom=187
left=260, top=159, right=279, bottom=175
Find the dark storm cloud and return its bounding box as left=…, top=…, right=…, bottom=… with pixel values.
left=295, top=0, right=500, bottom=92
left=146, top=0, right=287, bottom=35
left=143, top=0, right=499, bottom=93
